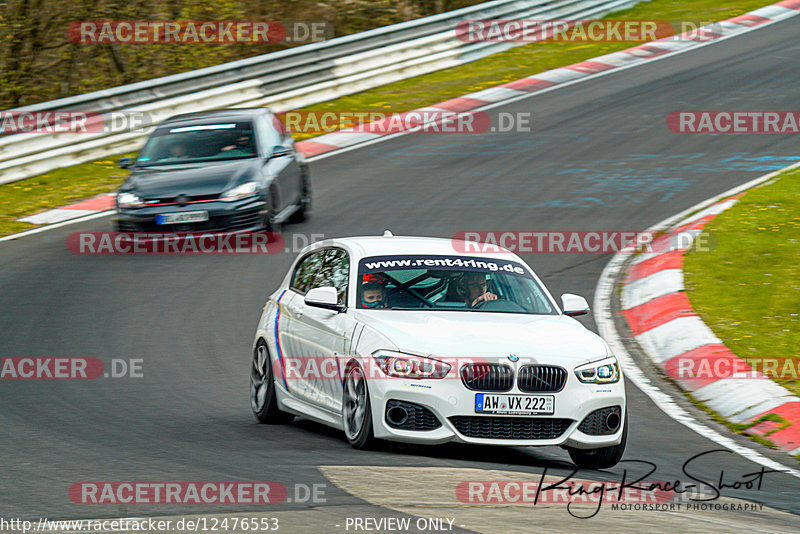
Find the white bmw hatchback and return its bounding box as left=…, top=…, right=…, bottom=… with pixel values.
left=250, top=234, right=627, bottom=468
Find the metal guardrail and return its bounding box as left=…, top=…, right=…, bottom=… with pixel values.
left=0, top=0, right=641, bottom=184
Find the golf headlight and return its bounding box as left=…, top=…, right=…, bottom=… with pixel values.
left=221, top=181, right=258, bottom=201
left=374, top=350, right=451, bottom=379
left=574, top=357, right=620, bottom=384
left=117, top=192, right=144, bottom=208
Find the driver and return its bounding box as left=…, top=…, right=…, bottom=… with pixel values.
left=164, top=142, right=188, bottom=160
left=360, top=273, right=387, bottom=309
left=459, top=271, right=497, bottom=308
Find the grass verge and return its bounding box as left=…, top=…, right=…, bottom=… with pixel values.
left=685, top=392, right=798, bottom=458
left=0, top=0, right=776, bottom=237
left=0, top=154, right=136, bottom=237
left=684, top=168, right=800, bottom=398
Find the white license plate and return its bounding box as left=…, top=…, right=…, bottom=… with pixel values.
left=156, top=211, right=208, bottom=225
left=475, top=394, right=554, bottom=415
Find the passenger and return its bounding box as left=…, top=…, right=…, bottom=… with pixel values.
left=360, top=274, right=387, bottom=309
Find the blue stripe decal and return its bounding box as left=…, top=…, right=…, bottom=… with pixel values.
left=274, top=290, right=289, bottom=392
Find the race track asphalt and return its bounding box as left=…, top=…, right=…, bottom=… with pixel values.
left=1, top=14, right=799, bottom=527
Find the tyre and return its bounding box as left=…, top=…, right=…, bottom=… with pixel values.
left=264, top=214, right=281, bottom=237
left=250, top=339, right=293, bottom=424
left=262, top=192, right=282, bottom=237
left=342, top=362, right=375, bottom=449
left=289, top=174, right=311, bottom=224
left=567, top=411, right=628, bottom=469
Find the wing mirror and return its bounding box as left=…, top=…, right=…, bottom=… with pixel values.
left=117, top=156, right=133, bottom=169
left=271, top=146, right=291, bottom=158
left=304, top=286, right=345, bottom=312
left=561, top=293, right=590, bottom=316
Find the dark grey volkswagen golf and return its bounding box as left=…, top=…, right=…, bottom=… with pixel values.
left=113, top=108, right=310, bottom=233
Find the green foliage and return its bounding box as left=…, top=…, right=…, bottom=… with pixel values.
left=0, top=0, right=781, bottom=237
left=684, top=169, right=800, bottom=397
left=0, top=0, right=485, bottom=108
left=0, top=153, right=136, bottom=235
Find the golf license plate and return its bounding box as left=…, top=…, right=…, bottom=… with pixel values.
left=156, top=211, right=209, bottom=225
left=475, top=393, right=554, bottom=415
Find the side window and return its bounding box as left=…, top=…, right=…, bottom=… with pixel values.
left=312, top=249, right=350, bottom=305
left=291, top=250, right=327, bottom=294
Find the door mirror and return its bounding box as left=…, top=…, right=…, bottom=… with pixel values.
left=305, top=286, right=345, bottom=312
left=117, top=156, right=133, bottom=169
left=271, top=146, right=291, bottom=158
left=561, top=293, right=589, bottom=316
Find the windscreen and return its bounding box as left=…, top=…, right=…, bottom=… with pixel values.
left=136, top=120, right=257, bottom=166
left=357, top=254, right=557, bottom=314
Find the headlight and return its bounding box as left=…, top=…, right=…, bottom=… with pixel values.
left=221, top=181, right=258, bottom=201
left=373, top=350, right=451, bottom=379
left=117, top=192, right=144, bottom=208
left=574, top=356, right=620, bottom=384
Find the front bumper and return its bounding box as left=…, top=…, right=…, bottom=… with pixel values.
left=113, top=197, right=267, bottom=233
left=366, top=368, right=626, bottom=449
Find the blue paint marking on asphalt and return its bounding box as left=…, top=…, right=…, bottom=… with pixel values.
left=355, top=144, right=800, bottom=209
left=533, top=170, right=690, bottom=208
left=529, top=154, right=800, bottom=208
left=717, top=154, right=800, bottom=171
left=417, top=153, right=800, bottom=211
